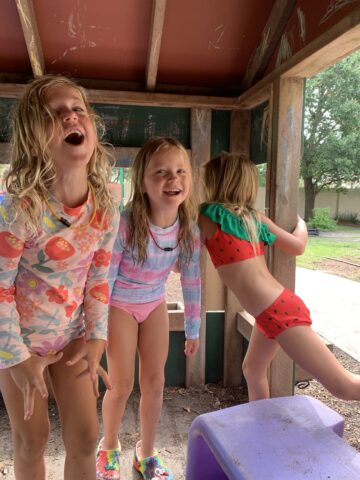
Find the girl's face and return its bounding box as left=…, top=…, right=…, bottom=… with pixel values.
left=142, top=146, right=191, bottom=212
left=44, top=85, right=96, bottom=176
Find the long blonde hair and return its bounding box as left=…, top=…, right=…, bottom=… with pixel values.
left=5, top=74, right=115, bottom=235
left=127, top=137, right=198, bottom=265
left=203, top=152, right=261, bottom=245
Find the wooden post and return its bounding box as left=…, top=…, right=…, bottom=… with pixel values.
left=223, top=110, right=251, bottom=386
left=187, top=108, right=211, bottom=387
left=266, top=77, right=305, bottom=397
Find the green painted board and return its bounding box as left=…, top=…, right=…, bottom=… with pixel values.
left=0, top=98, right=15, bottom=143
left=92, top=104, right=190, bottom=147
left=251, top=101, right=269, bottom=165
left=211, top=110, right=230, bottom=158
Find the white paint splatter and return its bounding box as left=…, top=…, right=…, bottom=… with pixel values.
left=52, top=1, right=98, bottom=65
left=320, top=0, right=360, bottom=24
left=208, top=25, right=226, bottom=50
left=297, top=7, right=306, bottom=43
left=276, top=32, right=293, bottom=67
left=68, top=13, right=77, bottom=38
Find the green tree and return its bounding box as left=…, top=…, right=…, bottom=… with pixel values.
left=302, top=50, right=360, bottom=221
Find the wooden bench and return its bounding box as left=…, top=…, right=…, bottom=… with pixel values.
left=236, top=310, right=333, bottom=383
left=186, top=395, right=360, bottom=479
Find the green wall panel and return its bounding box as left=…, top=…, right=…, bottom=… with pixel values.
left=0, top=98, right=14, bottom=143
left=251, top=101, right=268, bottom=165
left=211, top=110, right=230, bottom=158
left=205, top=311, right=224, bottom=384
left=92, top=104, right=190, bottom=147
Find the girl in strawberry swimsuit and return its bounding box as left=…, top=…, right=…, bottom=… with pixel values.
left=199, top=152, right=360, bottom=402
left=0, top=75, right=119, bottom=480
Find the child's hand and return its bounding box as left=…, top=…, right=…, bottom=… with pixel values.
left=10, top=352, right=63, bottom=421
left=184, top=339, right=199, bottom=356
left=66, top=339, right=110, bottom=397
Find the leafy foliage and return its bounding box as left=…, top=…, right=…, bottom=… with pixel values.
left=308, top=208, right=337, bottom=231
left=302, top=50, right=360, bottom=219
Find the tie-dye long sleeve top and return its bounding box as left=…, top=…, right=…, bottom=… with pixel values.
left=109, top=210, right=201, bottom=339
left=0, top=192, right=120, bottom=369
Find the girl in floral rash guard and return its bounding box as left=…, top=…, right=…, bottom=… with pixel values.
left=0, top=75, right=119, bottom=480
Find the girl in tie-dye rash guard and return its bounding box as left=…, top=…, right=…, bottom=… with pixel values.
left=96, top=138, right=201, bottom=480
left=0, top=75, right=119, bottom=480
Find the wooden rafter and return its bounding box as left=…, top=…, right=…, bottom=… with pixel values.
left=239, top=8, right=360, bottom=109
left=242, top=0, right=296, bottom=91
left=15, top=0, right=45, bottom=77
left=0, top=83, right=240, bottom=109
left=146, top=0, right=167, bottom=91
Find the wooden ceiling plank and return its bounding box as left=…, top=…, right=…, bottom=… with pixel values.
left=0, top=83, right=240, bottom=109
left=242, top=0, right=296, bottom=91
left=0, top=74, right=241, bottom=97
left=146, top=0, right=167, bottom=91
left=15, top=0, right=45, bottom=77
left=87, top=89, right=239, bottom=109
left=238, top=8, right=360, bottom=109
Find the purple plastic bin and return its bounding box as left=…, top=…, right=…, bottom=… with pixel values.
left=186, top=395, right=360, bottom=480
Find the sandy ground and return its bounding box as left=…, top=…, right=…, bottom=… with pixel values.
left=0, top=384, right=248, bottom=479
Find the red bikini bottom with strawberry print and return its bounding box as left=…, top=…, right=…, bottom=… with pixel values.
left=255, top=288, right=312, bottom=339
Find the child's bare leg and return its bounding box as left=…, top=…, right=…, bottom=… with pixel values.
left=242, top=325, right=280, bottom=401
left=101, top=308, right=138, bottom=449
left=0, top=369, right=50, bottom=480
left=277, top=326, right=360, bottom=400
left=138, top=301, right=169, bottom=458
left=49, top=339, right=99, bottom=480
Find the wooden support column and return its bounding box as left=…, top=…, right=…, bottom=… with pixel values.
left=267, top=76, right=305, bottom=397
left=223, top=110, right=251, bottom=386
left=188, top=108, right=211, bottom=387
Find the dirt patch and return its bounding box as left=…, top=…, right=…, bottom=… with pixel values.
left=1, top=347, right=359, bottom=479
left=314, top=257, right=360, bottom=282
left=295, top=346, right=360, bottom=452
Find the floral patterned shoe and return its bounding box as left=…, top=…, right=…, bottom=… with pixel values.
left=133, top=441, right=173, bottom=480
left=96, top=437, right=121, bottom=480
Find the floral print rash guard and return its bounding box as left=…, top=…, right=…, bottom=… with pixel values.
left=0, top=191, right=119, bottom=369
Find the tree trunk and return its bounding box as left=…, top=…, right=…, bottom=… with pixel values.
left=304, top=176, right=316, bottom=221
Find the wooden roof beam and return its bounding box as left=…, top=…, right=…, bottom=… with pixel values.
left=238, top=8, right=360, bottom=109
left=0, top=83, right=240, bottom=109
left=15, top=0, right=45, bottom=77
left=242, top=0, right=296, bottom=91
left=146, top=0, right=167, bottom=91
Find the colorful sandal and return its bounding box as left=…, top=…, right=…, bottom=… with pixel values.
left=96, top=437, right=121, bottom=480
left=133, top=441, right=173, bottom=480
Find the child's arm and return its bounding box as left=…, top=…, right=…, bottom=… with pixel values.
left=179, top=225, right=202, bottom=356
left=261, top=214, right=308, bottom=256
left=0, top=204, right=62, bottom=420
left=70, top=209, right=120, bottom=396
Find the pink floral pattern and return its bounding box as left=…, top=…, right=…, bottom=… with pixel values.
left=0, top=192, right=120, bottom=368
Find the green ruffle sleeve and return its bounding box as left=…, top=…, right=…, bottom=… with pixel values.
left=200, top=203, right=277, bottom=246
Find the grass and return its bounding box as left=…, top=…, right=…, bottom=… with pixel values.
left=296, top=226, right=360, bottom=270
